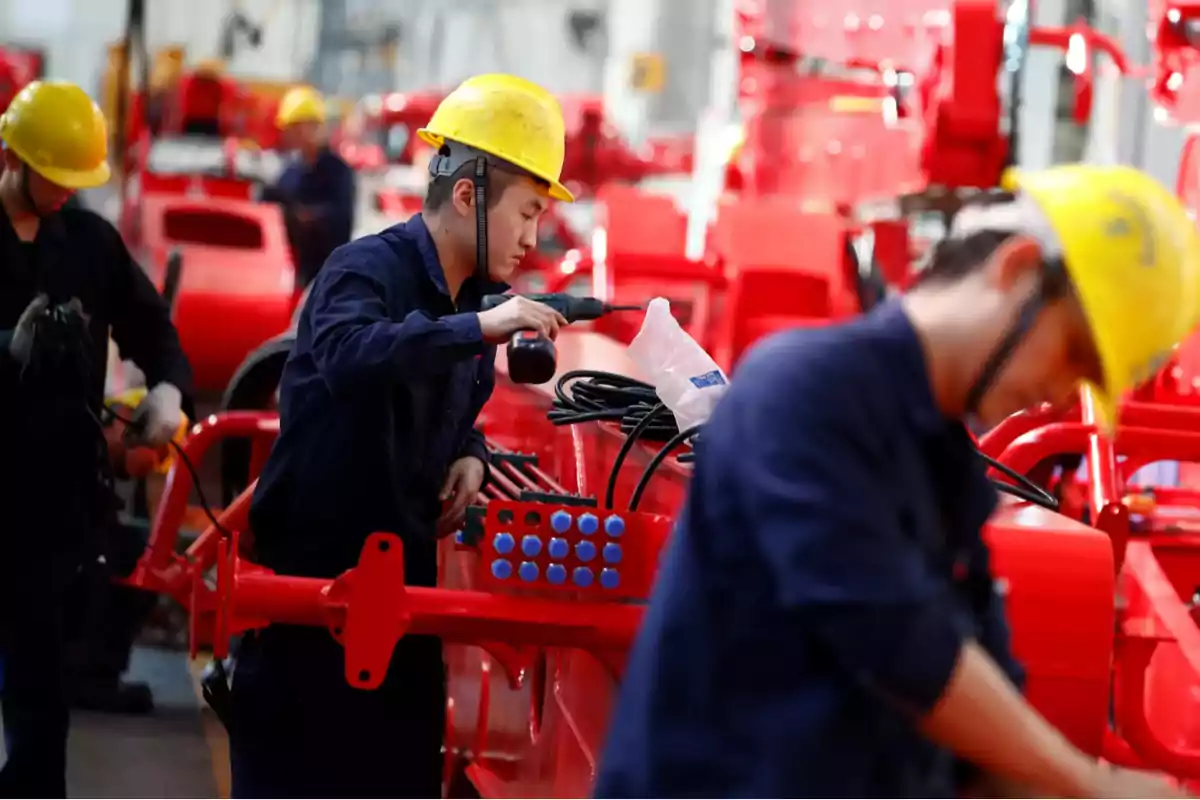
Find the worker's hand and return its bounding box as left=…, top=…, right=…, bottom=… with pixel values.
left=125, top=382, right=184, bottom=449
left=1087, top=765, right=1193, bottom=798
left=476, top=297, right=567, bottom=344
left=437, top=455, right=486, bottom=535
left=8, top=293, right=49, bottom=366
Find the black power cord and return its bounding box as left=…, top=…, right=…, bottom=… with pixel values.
left=976, top=446, right=1058, bottom=510
left=98, top=405, right=233, bottom=539
left=545, top=368, right=1057, bottom=514
left=547, top=370, right=695, bottom=511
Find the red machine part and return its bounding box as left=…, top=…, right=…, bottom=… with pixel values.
left=119, top=1, right=1200, bottom=794
left=161, top=372, right=1200, bottom=791
left=979, top=393, right=1200, bottom=778
left=353, top=90, right=447, bottom=167
left=137, top=195, right=296, bottom=391
left=465, top=501, right=669, bottom=600
left=0, top=44, right=43, bottom=113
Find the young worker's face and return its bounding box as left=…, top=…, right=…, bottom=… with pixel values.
left=2, top=151, right=76, bottom=215
left=475, top=175, right=548, bottom=282
left=282, top=121, right=321, bottom=152
left=972, top=239, right=1105, bottom=427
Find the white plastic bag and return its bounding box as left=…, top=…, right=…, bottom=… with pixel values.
left=627, top=297, right=729, bottom=431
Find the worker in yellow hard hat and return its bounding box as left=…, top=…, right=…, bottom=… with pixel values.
left=596, top=164, right=1198, bottom=799
left=0, top=80, right=193, bottom=795
left=224, top=74, right=571, bottom=798
left=267, top=85, right=355, bottom=291
left=178, top=57, right=230, bottom=136
left=146, top=47, right=185, bottom=136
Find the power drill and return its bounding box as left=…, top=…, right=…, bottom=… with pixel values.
left=481, top=293, right=643, bottom=384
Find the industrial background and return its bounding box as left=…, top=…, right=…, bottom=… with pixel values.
left=0, top=0, right=1185, bottom=180
left=3, top=0, right=1200, bottom=797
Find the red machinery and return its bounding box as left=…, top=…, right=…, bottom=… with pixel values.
left=112, top=0, right=1200, bottom=796
left=0, top=44, right=44, bottom=113
left=119, top=135, right=297, bottom=392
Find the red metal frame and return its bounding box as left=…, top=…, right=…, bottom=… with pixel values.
left=112, top=0, right=1200, bottom=793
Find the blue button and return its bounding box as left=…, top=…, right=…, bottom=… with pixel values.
left=491, top=559, right=513, bottom=580
left=550, top=510, right=573, bottom=533
left=454, top=531, right=464, bottom=545
left=576, top=540, right=597, bottom=562
left=521, top=535, right=542, bottom=557
left=602, top=543, right=623, bottom=564
left=604, top=515, right=626, bottom=537
left=548, top=537, right=569, bottom=559
left=600, top=568, right=620, bottom=589
left=493, top=533, right=515, bottom=555
left=577, top=513, right=599, bottom=535
left=546, top=563, right=567, bottom=585
left=519, top=561, right=539, bottom=582
left=573, top=567, right=594, bottom=588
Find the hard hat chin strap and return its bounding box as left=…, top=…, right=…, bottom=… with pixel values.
left=964, top=260, right=1069, bottom=415
left=18, top=163, right=43, bottom=220
left=430, top=140, right=525, bottom=285
left=473, top=155, right=488, bottom=283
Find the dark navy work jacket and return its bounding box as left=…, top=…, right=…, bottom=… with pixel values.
left=594, top=301, right=1025, bottom=798
left=273, top=147, right=356, bottom=282
left=249, top=215, right=504, bottom=585
left=0, top=203, right=193, bottom=587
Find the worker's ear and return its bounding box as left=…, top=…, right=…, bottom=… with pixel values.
left=451, top=177, right=476, bottom=217
left=985, top=235, right=1042, bottom=292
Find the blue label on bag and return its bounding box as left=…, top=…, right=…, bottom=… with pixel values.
left=689, top=370, right=727, bottom=388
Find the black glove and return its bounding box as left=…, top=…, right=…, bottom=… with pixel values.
left=8, top=293, right=49, bottom=367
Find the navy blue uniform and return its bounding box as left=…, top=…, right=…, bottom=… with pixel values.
left=272, top=146, right=356, bottom=289
left=595, top=301, right=1025, bottom=798
left=231, top=215, right=503, bottom=798
left=0, top=204, right=192, bottom=797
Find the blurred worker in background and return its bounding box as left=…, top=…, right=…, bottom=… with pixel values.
left=147, top=47, right=185, bottom=137
left=178, top=57, right=228, bottom=136
left=267, top=85, right=355, bottom=293
left=0, top=79, right=193, bottom=796
left=595, top=164, right=1200, bottom=799
left=227, top=73, right=570, bottom=798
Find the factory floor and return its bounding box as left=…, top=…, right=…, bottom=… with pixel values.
left=0, top=647, right=229, bottom=798
left=69, top=649, right=227, bottom=797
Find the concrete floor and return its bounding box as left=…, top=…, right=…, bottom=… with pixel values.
left=0, top=646, right=220, bottom=798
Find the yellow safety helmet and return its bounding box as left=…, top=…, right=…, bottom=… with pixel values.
left=0, top=80, right=111, bottom=190
left=417, top=74, right=574, bottom=203
left=1004, top=163, right=1200, bottom=424
left=276, top=86, right=326, bottom=129
left=194, top=58, right=226, bottom=78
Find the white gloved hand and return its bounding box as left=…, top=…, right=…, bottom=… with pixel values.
left=126, top=383, right=184, bottom=448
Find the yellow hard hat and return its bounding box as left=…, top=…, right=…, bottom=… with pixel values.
left=194, top=58, right=226, bottom=78
left=417, top=73, right=574, bottom=203
left=276, top=86, right=326, bottom=128
left=0, top=80, right=111, bottom=189
left=1004, top=163, right=1200, bottom=424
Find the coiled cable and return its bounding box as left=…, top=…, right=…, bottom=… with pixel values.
left=547, top=370, right=695, bottom=510
left=548, top=370, right=680, bottom=440
left=544, top=368, right=1056, bottom=514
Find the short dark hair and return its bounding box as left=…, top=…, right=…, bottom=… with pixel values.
left=911, top=190, right=1074, bottom=300
left=423, top=152, right=548, bottom=212
left=911, top=191, right=1019, bottom=287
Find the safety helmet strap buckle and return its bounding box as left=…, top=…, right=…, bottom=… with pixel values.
left=429, top=140, right=498, bottom=283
